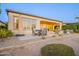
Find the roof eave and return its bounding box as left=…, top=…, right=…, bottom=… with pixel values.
left=6, top=9, right=63, bottom=23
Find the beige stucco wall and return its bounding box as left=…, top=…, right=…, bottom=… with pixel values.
left=8, top=12, right=25, bottom=34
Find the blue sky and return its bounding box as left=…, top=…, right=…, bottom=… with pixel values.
left=0, top=3, right=79, bottom=23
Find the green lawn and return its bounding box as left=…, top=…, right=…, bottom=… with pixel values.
left=41, top=44, right=75, bottom=56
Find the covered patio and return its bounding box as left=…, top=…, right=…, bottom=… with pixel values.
left=40, top=20, right=62, bottom=31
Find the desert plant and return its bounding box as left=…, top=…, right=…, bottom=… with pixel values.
left=52, top=35, right=56, bottom=37
left=41, top=44, right=75, bottom=56
left=42, top=36, right=46, bottom=39
left=0, top=29, right=13, bottom=41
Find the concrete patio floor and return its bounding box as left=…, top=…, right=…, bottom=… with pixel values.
left=0, top=33, right=79, bottom=56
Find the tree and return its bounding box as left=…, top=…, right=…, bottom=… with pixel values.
left=75, top=17, right=79, bottom=23
left=75, top=17, right=79, bottom=31
left=0, top=9, right=1, bottom=14
left=0, top=4, right=1, bottom=14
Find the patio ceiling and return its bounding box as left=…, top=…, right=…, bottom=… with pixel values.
left=40, top=21, right=59, bottom=25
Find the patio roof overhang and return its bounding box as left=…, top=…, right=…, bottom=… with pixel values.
left=6, top=9, right=63, bottom=23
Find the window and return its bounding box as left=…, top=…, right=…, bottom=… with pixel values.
left=22, top=17, right=36, bottom=30
left=14, top=17, right=19, bottom=30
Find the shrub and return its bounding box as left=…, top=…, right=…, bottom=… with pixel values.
left=42, top=36, right=46, bottom=39
left=62, top=23, right=79, bottom=33
left=41, top=44, right=75, bottom=56
left=0, top=29, right=13, bottom=38
left=52, top=35, right=56, bottom=37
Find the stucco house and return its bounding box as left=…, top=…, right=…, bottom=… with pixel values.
left=7, top=9, right=63, bottom=35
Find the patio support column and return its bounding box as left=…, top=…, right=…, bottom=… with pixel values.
left=52, top=25, right=55, bottom=31
left=59, top=23, right=62, bottom=30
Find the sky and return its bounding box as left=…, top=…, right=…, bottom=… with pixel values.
left=0, top=3, right=79, bottom=23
